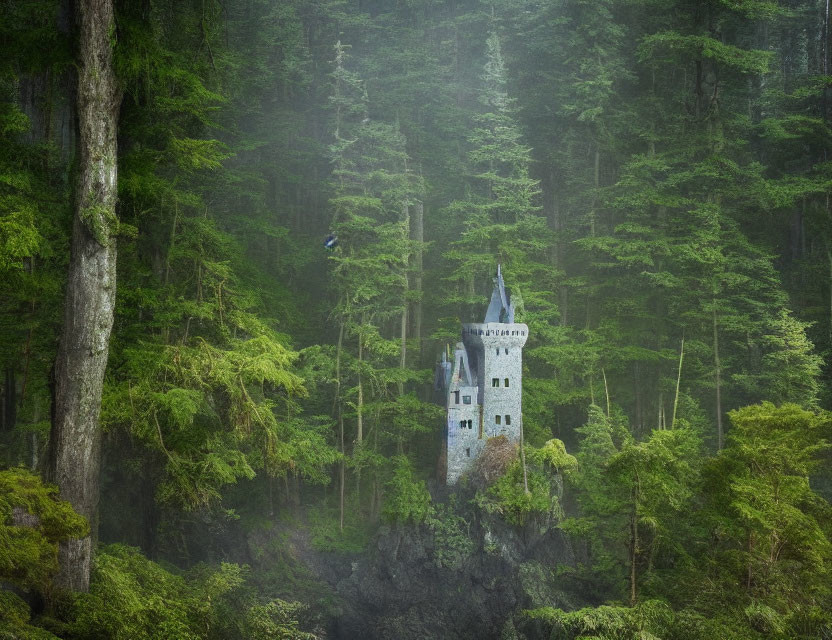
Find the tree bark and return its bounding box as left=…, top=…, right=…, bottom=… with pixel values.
left=713, top=306, right=723, bottom=450
left=602, top=367, right=610, bottom=417
left=357, top=324, right=364, bottom=445
left=47, top=0, right=122, bottom=593
left=672, top=332, right=684, bottom=428
left=399, top=203, right=409, bottom=397
left=412, top=200, right=423, bottom=366
left=519, top=417, right=529, bottom=495
left=629, top=480, right=639, bottom=606
left=335, top=319, right=345, bottom=532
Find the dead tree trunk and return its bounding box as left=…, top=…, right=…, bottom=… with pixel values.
left=47, top=0, right=122, bottom=593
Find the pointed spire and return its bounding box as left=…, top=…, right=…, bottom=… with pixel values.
left=484, top=264, right=514, bottom=323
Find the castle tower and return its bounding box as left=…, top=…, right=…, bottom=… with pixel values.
left=437, top=265, right=528, bottom=484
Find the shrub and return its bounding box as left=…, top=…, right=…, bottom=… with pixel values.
left=0, top=467, right=88, bottom=592
left=382, top=456, right=431, bottom=524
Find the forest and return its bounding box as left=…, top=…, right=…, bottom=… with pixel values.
left=1, top=0, right=831, bottom=638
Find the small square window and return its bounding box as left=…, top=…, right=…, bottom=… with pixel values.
left=463, top=395, right=471, bottom=405
left=495, top=415, right=501, bottom=425
left=492, top=378, right=500, bottom=387
left=504, top=378, right=510, bottom=388
left=505, top=415, right=511, bottom=425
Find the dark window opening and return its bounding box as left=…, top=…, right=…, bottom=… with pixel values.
left=468, top=420, right=473, bottom=429
left=460, top=420, right=465, bottom=429
left=463, top=395, right=471, bottom=405
left=492, top=378, right=500, bottom=387
left=454, top=391, right=460, bottom=404
left=505, top=415, right=511, bottom=425
left=504, top=378, right=510, bottom=387
left=505, top=348, right=509, bottom=355
left=495, top=415, right=501, bottom=425
left=465, top=448, right=470, bottom=457
left=496, top=348, right=500, bottom=356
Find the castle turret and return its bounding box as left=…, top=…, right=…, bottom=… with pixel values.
left=437, top=266, right=528, bottom=484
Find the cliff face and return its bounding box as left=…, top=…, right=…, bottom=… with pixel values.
left=292, top=492, right=576, bottom=640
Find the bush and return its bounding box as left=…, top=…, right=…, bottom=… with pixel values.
left=0, top=467, right=88, bottom=592
left=425, top=498, right=474, bottom=569
left=474, top=439, right=574, bottom=526
left=68, top=544, right=318, bottom=640
left=382, top=456, right=431, bottom=524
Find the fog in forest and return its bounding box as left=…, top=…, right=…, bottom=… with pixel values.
left=1, top=1, right=832, bottom=638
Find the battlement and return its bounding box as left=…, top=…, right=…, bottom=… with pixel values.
left=462, top=322, right=529, bottom=348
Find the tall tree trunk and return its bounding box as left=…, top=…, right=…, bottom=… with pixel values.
left=47, top=0, right=122, bottom=593
left=590, top=145, right=599, bottom=236
left=3, top=368, right=15, bottom=432
left=602, top=367, right=610, bottom=417
left=713, top=306, right=723, bottom=450
left=519, top=417, right=529, bottom=494
left=357, top=324, right=364, bottom=445
left=334, top=319, right=345, bottom=532
left=672, top=332, right=684, bottom=428
left=412, top=200, right=423, bottom=366
left=629, top=482, right=639, bottom=606
left=399, top=203, right=409, bottom=397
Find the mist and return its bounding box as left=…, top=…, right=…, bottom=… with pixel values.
left=1, top=1, right=831, bottom=638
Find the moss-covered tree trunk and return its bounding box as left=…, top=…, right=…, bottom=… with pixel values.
left=47, top=0, right=121, bottom=593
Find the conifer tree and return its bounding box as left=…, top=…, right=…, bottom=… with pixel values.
left=327, top=41, right=436, bottom=524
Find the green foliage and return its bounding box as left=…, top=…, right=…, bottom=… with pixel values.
left=0, top=590, right=61, bottom=640
left=476, top=439, right=574, bottom=527
left=425, top=498, right=474, bottom=569
left=381, top=456, right=431, bottom=524
left=3, top=0, right=832, bottom=635
left=69, top=545, right=317, bottom=640
left=524, top=599, right=674, bottom=640
left=0, top=468, right=88, bottom=592
left=535, top=439, right=578, bottom=477
left=695, top=404, right=832, bottom=624
left=638, top=33, right=773, bottom=74
left=307, top=505, right=371, bottom=553
left=478, top=460, right=556, bottom=526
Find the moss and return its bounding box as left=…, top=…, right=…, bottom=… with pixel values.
left=79, top=200, right=118, bottom=247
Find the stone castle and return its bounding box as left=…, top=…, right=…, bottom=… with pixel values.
left=435, top=266, right=528, bottom=484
